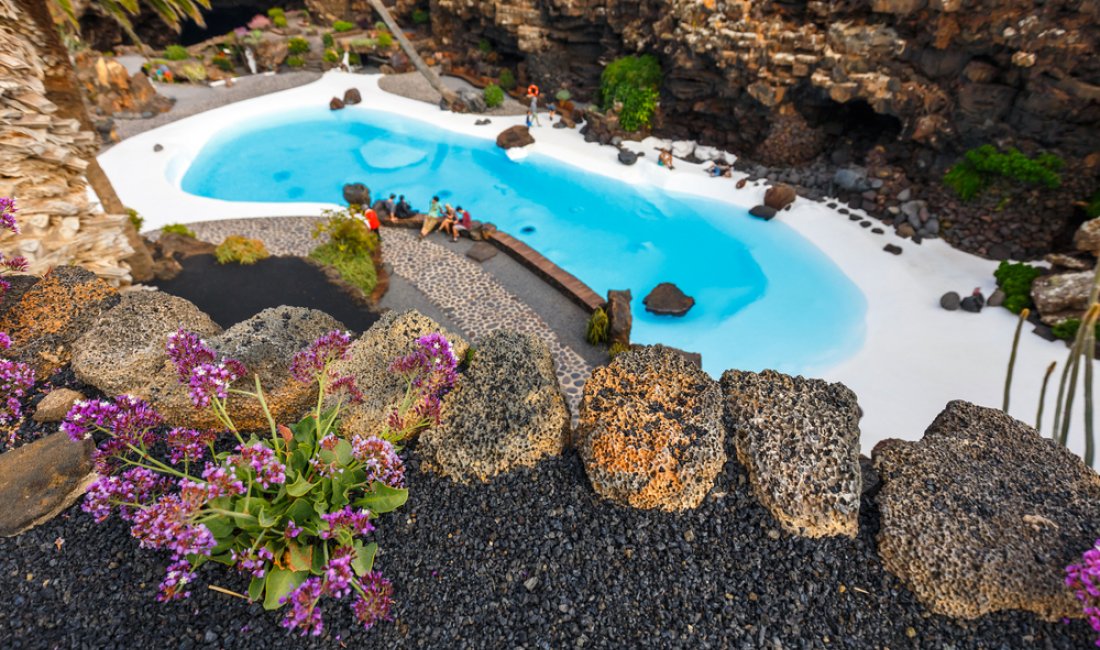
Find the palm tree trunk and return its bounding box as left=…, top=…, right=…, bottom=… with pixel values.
left=365, top=0, right=456, bottom=106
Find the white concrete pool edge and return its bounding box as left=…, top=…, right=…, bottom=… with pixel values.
left=98, top=71, right=1092, bottom=462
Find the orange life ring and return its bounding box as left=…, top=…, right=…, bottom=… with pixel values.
left=527, top=84, right=539, bottom=97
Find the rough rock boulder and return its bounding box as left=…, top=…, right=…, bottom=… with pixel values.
left=496, top=125, right=535, bottom=149
left=764, top=183, right=797, bottom=211
left=1074, top=218, right=1100, bottom=255
left=325, top=310, right=469, bottom=439
left=0, top=267, right=120, bottom=380
left=874, top=401, right=1100, bottom=621
left=575, top=345, right=725, bottom=511
left=1031, top=271, right=1094, bottom=324
left=643, top=282, right=694, bottom=316
left=418, top=331, right=568, bottom=482
left=72, top=291, right=222, bottom=397
left=721, top=370, right=862, bottom=538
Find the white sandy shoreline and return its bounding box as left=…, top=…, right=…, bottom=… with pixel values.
left=98, top=71, right=1093, bottom=463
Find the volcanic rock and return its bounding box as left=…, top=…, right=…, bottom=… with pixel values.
left=764, top=183, right=797, bottom=211
left=606, top=289, right=632, bottom=347
left=749, top=205, right=777, bottom=220
left=342, top=182, right=370, bottom=207
left=1031, top=271, right=1094, bottom=324
left=496, top=125, right=535, bottom=149
left=343, top=87, right=362, bottom=105
left=643, top=282, right=694, bottom=316
left=1074, top=218, right=1100, bottom=255
left=0, top=431, right=94, bottom=537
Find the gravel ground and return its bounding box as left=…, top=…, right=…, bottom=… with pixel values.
left=378, top=71, right=527, bottom=116
left=0, top=431, right=1090, bottom=648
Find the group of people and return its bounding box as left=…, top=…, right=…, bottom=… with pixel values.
left=355, top=193, right=473, bottom=243
left=524, top=84, right=558, bottom=128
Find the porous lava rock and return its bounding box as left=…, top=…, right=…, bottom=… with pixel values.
left=1074, top=218, right=1100, bottom=255
left=763, top=183, right=797, bottom=211
left=419, top=331, right=568, bottom=482
left=575, top=345, right=725, bottom=511
left=721, top=370, right=862, bottom=538
left=874, top=401, right=1100, bottom=621
left=325, top=310, right=469, bottom=439
left=606, top=289, right=632, bottom=347
left=0, top=275, right=39, bottom=321
left=0, top=267, right=120, bottom=380
left=496, top=125, right=535, bottom=149
left=1031, top=271, right=1094, bottom=324
left=71, top=291, right=222, bottom=397
left=643, top=282, right=694, bottom=316
left=0, top=431, right=94, bottom=537
left=139, top=307, right=345, bottom=430
left=32, top=388, right=85, bottom=423
left=342, top=182, right=370, bottom=206
left=343, top=87, right=362, bottom=105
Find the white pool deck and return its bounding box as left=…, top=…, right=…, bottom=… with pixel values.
left=98, top=72, right=1095, bottom=463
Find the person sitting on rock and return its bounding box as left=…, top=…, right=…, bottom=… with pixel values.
left=442, top=205, right=472, bottom=242
left=658, top=149, right=675, bottom=170
left=394, top=195, right=413, bottom=219
left=383, top=193, right=397, bottom=221
left=419, top=196, right=443, bottom=239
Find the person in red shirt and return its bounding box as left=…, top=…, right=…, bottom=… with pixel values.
left=443, top=205, right=472, bottom=242
left=363, top=205, right=381, bottom=233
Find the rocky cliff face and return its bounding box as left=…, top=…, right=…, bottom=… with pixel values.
left=423, top=0, right=1099, bottom=172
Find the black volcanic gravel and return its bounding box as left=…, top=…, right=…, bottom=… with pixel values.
left=0, top=434, right=1092, bottom=648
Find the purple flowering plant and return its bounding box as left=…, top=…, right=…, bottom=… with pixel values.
left=1067, top=538, right=1100, bottom=646
left=65, top=328, right=457, bottom=636
left=0, top=196, right=34, bottom=437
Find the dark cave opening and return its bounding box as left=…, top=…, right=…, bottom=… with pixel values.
left=809, top=99, right=904, bottom=157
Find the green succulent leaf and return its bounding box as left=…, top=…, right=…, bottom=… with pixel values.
left=248, top=576, right=264, bottom=602
left=264, top=569, right=308, bottom=610
left=354, top=483, right=408, bottom=514
left=352, top=541, right=377, bottom=577
left=286, top=474, right=317, bottom=497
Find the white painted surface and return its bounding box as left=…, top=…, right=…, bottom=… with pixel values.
left=98, top=71, right=1095, bottom=461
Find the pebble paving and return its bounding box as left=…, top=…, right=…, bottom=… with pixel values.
left=171, top=218, right=592, bottom=416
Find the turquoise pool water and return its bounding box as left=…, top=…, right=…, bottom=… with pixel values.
left=181, top=107, right=866, bottom=376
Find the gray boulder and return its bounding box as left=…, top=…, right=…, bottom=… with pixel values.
left=1031, top=271, right=1094, bottom=324
left=575, top=345, right=725, bottom=511
left=617, top=149, right=638, bottom=165
left=456, top=88, right=487, bottom=113
left=874, top=401, right=1100, bottom=620
left=939, top=291, right=961, bottom=310
left=418, top=331, right=568, bottom=482
left=833, top=167, right=869, bottom=192
left=72, top=291, right=221, bottom=397
left=1074, top=218, right=1100, bottom=255
left=721, top=370, right=862, bottom=538
left=749, top=205, right=777, bottom=220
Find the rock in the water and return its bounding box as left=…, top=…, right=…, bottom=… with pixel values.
left=496, top=125, right=535, bottom=149
left=1073, top=218, right=1100, bottom=255
left=419, top=331, right=568, bottom=482
left=764, top=183, right=797, bottom=210
left=939, top=291, right=961, bottom=310
left=874, top=401, right=1100, bottom=620
left=1031, top=271, right=1094, bottom=324
left=575, top=345, right=725, bottom=511
left=0, top=431, right=94, bottom=536
left=71, top=292, right=221, bottom=397
left=643, top=282, right=695, bottom=316
left=140, top=307, right=344, bottom=430
left=342, top=182, right=370, bottom=207
left=329, top=96, right=344, bottom=110
left=32, top=388, right=85, bottom=423
left=343, top=87, right=362, bottom=105
left=465, top=242, right=498, bottom=262
left=749, top=205, right=777, bottom=220
left=606, top=289, right=632, bottom=347
left=325, top=311, right=468, bottom=439
left=617, top=149, right=638, bottom=165
left=721, top=370, right=862, bottom=538
left=0, top=267, right=120, bottom=380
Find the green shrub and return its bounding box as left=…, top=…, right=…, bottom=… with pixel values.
left=477, top=38, right=492, bottom=54
left=323, top=48, right=340, bottom=63
left=322, top=32, right=335, bottom=48
left=350, top=37, right=376, bottom=50
left=599, top=54, right=662, bottom=132
left=944, top=145, right=1064, bottom=201
left=288, top=36, right=310, bottom=55
left=161, top=223, right=196, bottom=238
left=608, top=341, right=631, bottom=359
left=1052, top=318, right=1100, bottom=341
left=333, top=20, right=355, bottom=32
left=215, top=235, right=270, bottom=265
left=555, top=89, right=571, bottom=102
left=312, top=208, right=378, bottom=256
left=349, top=51, right=361, bottom=66
left=483, top=83, right=504, bottom=108
left=164, top=44, right=189, bottom=61
left=993, top=260, right=1043, bottom=314
left=125, top=207, right=144, bottom=232
left=273, top=15, right=288, bottom=28
left=412, top=8, right=429, bottom=24
left=266, top=7, right=284, bottom=18
left=375, top=21, right=387, bottom=32
left=585, top=307, right=609, bottom=345
left=180, top=61, right=207, bottom=82
left=498, top=68, right=516, bottom=91
left=310, top=242, right=378, bottom=296
left=376, top=31, right=393, bottom=48
left=286, top=54, right=305, bottom=68
left=211, top=54, right=234, bottom=72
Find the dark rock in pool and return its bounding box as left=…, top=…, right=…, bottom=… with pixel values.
left=496, top=125, right=534, bottom=149
left=749, top=205, right=777, bottom=220
left=343, top=182, right=370, bottom=207
left=329, top=96, right=344, bottom=111
left=617, top=149, right=638, bottom=165
left=643, top=282, right=695, bottom=316
left=343, top=87, right=362, bottom=105
left=939, top=291, right=961, bottom=311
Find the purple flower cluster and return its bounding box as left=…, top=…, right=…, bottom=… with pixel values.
left=281, top=577, right=325, bottom=636
left=157, top=559, right=196, bottom=602
left=0, top=357, right=34, bottom=426
left=165, top=428, right=216, bottom=465
left=82, top=467, right=169, bottom=522
left=352, top=572, right=395, bottom=631
left=352, top=436, right=405, bottom=488
left=232, top=547, right=275, bottom=579
left=166, top=329, right=247, bottom=407
left=323, top=546, right=355, bottom=597
left=200, top=463, right=246, bottom=498
left=388, top=333, right=458, bottom=391
left=1067, top=539, right=1100, bottom=646
left=319, top=506, right=374, bottom=540
left=130, top=494, right=216, bottom=559
left=281, top=551, right=394, bottom=636
left=63, top=396, right=162, bottom=474
left=165, top=329, right=216, bottom=382
left=0, top=196, right=18, bottom=234
left=232, top=443, right=287, bottom=489
left=289, top=330, right=353, bottom=383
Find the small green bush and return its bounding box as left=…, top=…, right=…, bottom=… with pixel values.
left=600, top=54, right=662, bottom=132
left=477, top=38, right=492, bottom=54
left=287, top=36, right=310, bottom=55
left=585, top=308, right=610, bottom=345
left=377, top=31, right=393, bottom=48
left=272, top=15, right=287, bottom=28
left=310, top=242, right=378, bottom=296
left=266, top=7, right=285, bottom=18
left=944, top=145, right=1064, bottom=201
left=993, top=261, right=1043, bottom=314
left=125, top=207, right=143, bottom=232
left=211, top=54, right=234, bottom=72
left=498, top=68, right=516, bottom=91
left=323, top=48, right=340, bottom=63
left=483, top=83, right=504, bottom=108
left=164, top=45, right=189, bottom=61
left=555, top=89, right=571, bottom=102
left=322, top=32, right=335, bottom=48
left=374, top=21, right=387, bottom=32
left=180, top=62, right=207, bottom=83
left=348, top=51, right=361, bottom=66
left=161, top=223, right=196, bottom=238
left=333, top=20, right=355, bottom=32
left=412, top=8, right=429, bottom=24
left=286, top=54, right=305, bottom=68
left=1052, top=318, right=1100, bottom=341
left=215, top=235, right=270, bottom=265
left=608, top=341, right=631, bottom=359
left=350, top=37, right=376, bottom=50
left=313, top=208, right=378, bottom=256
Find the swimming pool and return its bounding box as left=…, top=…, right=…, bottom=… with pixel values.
left=181, top=106, right=866, bottom=377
